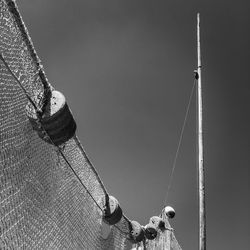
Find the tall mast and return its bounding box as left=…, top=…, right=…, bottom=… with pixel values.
left=197, top=13, right=206, bottom=250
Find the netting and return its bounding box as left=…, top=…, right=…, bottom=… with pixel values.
left=0, top=1, right=182, bottom=249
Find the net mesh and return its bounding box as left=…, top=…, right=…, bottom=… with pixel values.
left=0, top=1, right=182, bottom=249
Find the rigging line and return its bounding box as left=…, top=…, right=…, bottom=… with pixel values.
left=0, top=54, right=130, bottom=236
left=164, top=78, right=196, bottom=205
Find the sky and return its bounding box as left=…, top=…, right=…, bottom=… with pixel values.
left=18, top=1, right=250, bottom=249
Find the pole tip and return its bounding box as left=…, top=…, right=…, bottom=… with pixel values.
left=197, top=13, right=200, bottom=24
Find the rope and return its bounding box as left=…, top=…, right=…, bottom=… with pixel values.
left=164, top=78, right=196, bottom=205
left=0, top=53, right=129, bottom=236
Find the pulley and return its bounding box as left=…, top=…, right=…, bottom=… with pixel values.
left=26, top=90, right=76, bottom=146
left=103, top=195, right=123, bottom=225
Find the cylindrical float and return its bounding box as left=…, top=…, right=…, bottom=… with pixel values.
left=128, top=221, right=145, bottom=243
left=144, top=224, right=158, bottom=240
left=103, top=196, right=123, bottom=225
left=149, top=216, right=165, bottom=231
left=26, top=90, right=76, bottom=146
left=164, top=206, right=175, bottom=219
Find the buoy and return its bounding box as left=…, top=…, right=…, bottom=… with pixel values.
left=144, top=224, right=157, bottom=240
left=103, top=196, right=123, bottom=225
left=149, top=216, right=165, bottom=231
left=26, top=90, right=76, bottom=146
left=164, top=206, right=175, bottom=219
left=128, top=221, right=145, bottom=243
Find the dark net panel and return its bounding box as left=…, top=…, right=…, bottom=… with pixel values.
left=0, top=0, right=182, bottom=249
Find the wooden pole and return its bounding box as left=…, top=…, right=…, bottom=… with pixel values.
left=197, top=13, right=206, bottom=250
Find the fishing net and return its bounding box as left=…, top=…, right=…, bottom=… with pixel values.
left=0, top=1, right=182, bottom=249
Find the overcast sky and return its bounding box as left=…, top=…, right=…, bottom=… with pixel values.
left=18, top=1, right=250, bottom=249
